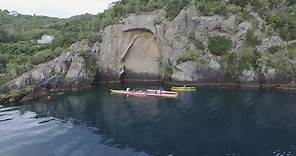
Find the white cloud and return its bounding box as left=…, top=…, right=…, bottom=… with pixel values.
left=0, top=0, right=119, bottom=18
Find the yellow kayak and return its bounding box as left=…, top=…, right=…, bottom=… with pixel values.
left=171, top=86, right=196, bottom=92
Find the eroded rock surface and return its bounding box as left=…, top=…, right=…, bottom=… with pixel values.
left=1, top=40, right=95, bottom=103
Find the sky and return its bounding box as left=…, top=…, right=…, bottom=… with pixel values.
left=0, top=0, right=119, bottom=18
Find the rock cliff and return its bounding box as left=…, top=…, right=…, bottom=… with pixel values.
left=1, top=5, right=296, bottom=103
left=95, top=6, right=295, bottom=85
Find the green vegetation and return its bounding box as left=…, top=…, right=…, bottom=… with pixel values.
left=220, top=45, right=296, bottom=79
left=188, top=32, right=204, bottom=50
left=227, top=4, right=242, bottom=14
left=273, top=49, right=296, bottom=78
left=166, top=0, right=190, bottom=20
left=263, top=3, right=296, bottom=41
left=245, top=30, right=262, bottom=47
left=219, top=47, right=257, bottom=77
left=10, top=89, right=22, bottom=97
left=288, top=42, right=296, bottom=50
left=78, top=50, right=97, bottom=79
left=238, top=47, right=258, bottom=71
left=220, top=52, right=239, bottom=77
left=157, top=56, right=173, bottom=80
left=197, top=0, right=227, bottom=16
left=163, top=62, right=173, bottom=80
left=208, top=36, right=232, bottom=56
left=229, top=0, right=249, bottom=7
left=177, top=49, right=207, bottom=65
left=0, top=10, right=95, bottom=85
left=91, top=0, right=189, bottom=29
left=31, top=48, right=64, bottom=65
left=266, top=11, right=284, bottom=29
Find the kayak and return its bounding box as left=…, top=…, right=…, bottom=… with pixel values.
left=146, top=89, right=178, bottom=95
left=111, top=89, right=147, bottom=97
left=111, top=89, right=178, bottom=98
left=146, top=92, right=178, bottom=98
left=171, top=86, right=196, bottom=92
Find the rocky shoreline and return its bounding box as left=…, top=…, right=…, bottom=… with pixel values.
left=1, top=80, right=295, bottom=105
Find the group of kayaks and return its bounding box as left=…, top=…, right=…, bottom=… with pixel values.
left=110, top=86, right=196, bottom=98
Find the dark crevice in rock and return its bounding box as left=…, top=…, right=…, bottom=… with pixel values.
left=123, top=28, right=153, bottom=33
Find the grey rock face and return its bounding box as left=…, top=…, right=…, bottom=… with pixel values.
left=257, top=36, right=285, bottom=52
left=172, top=61, right=200, bottom=81
left=1, top=40, right=94, bottom=95
left=239, top=69, right=259, bottom=85
left=172, top=61, right=224, bottom=83
left=96, top=6, right=240, bottom=83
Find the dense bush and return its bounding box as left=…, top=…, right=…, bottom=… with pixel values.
left=32, top=47, right=63, bottom=65
left=286, top=4, right=296, bottom=40
left=266, top=11, right=284, bottom=29
left=288, top=0, right=296, bottom=5
left=273, top=50, right=296, bottom=78
left=235, top=47, right=296, bottom=80
left=208, top=36, right=232, bottom=56
left=220, top=47, right=258, bottom=77
left=6, top=54, right=33, bottom=78
left=197, top=0, right=227, bottom=16
left=0, top=53, right=9, bottom=73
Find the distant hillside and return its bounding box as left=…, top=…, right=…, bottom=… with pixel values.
left=0, top=10, right=96, bottom=84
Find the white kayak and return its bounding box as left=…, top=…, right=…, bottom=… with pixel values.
left=111, top=89, right=178, bottom=98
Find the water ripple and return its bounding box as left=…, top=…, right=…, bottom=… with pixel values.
left=0, top=118, right=13, bottom=122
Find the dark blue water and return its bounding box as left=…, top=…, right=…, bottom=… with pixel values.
left=1, top=84, right=296, bottom=156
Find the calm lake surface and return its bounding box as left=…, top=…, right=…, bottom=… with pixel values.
left=1, top=83, right=296, bottom=156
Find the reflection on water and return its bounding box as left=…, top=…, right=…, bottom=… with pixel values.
left=1, top=84, right=296, bottom=156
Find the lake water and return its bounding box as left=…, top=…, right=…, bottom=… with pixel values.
left=1, top=84, right=296, bottom=156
